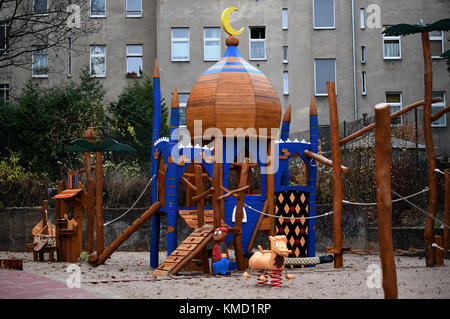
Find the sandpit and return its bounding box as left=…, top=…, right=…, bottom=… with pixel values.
left=0, top=250, right=449, bottom=299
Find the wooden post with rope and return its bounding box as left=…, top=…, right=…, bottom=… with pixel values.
left=267, top=139, right=275, bottom=236
left=84, top=127, right=95, bottom=254
left=212, top=162, right=223, bottom=228
left=374, top=103, right=398, bottom=299
left=233, top=158, right=250, bottom=271
left=434, top=235, right=444, bottom=266
left=421, top=31, right=438, bottom=268
left=444, top=169, right=450, bottom=255
left=95, top=151, right=104, bottom=257
left=55, top=181, right=63, bottom=260
left=92, top=202, right=161, bottom=266
left=327, top=81, right=344, bottom=268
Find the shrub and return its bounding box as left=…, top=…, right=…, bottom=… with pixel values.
left=0, top=153, right=51, bottom=207
left=2, top=67, right=106, bottom=180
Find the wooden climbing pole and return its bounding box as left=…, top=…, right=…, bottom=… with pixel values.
left=421, top=31, right=438, bottom=268
left=444, top=169, right=450, bottom=255
left=374, top=103, right=398, bottom=299
left=327, top=81, right=344, bottom=268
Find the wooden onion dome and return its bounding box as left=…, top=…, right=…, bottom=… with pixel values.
left=186, top=35, right=282, bottom=140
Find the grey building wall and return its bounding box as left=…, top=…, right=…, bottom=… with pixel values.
left=156, top=0, right=449, bottom=155
left=3, top=0, right=158, bottom=102
left=3, top=0, right=450, bottom=154
left=354, top=0, right=450, bottom=156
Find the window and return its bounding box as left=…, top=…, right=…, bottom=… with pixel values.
left=0, top=84, right=9, bottom=101
left=314, top=59, right=336, bottom=96
left=126, top=0, right=142, bottom=17
left=283, top=71, right=289, bottom=95
left=360, top=8, right=365, bottom=29
left=91, top=0, right=106, bottom=17
left=0, top=21, right=8, bottom=55
left=429, top=31, right=444, bottom=59
left=313, top=0, right=335, bottom=29
left=171, top=28, right=189, bottom=61
left=126, top=44, right=143, bottom=76
left=33, top=0, right=48, bottom=15
left=385, top=92, right=402, bottom=124
left=90, top=45, right=106, bottom=77
left=361, top=46, right=366, bottom=63
left=432, top=92, right=446, bottom=127
left=68, top=38, right=72, bottom=77
left=32, top=46, right=48, bottom=77
left=204, top=28, right=220, bottom=61
left=361, top=71, right=367, bottom=96
left=249, top=27, right=266, bottom=60
left=178, top=93, right=189, bottom=127
left=282, top=46, right=288, bottom=64
left=282, top=8, right=288, bottom=30
left=383, top=26, right=401, bottom=60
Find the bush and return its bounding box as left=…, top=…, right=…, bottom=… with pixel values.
left=1, top=67, right=106, bottom=179
left=0, top=153, right=52, bottom=207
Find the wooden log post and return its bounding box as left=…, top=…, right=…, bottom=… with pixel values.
left=95, top=151, right=104, bottom=257
left=246, top=200, right=268, bottom=253
left=327, top=81, right=344, bottom=268
left=434, top=235, right=444, bottom=266
left=267, top=139, right=275, bottom=236
left=55, top=181, right=63, bottom=261
left=93, top=202, right=161, bottom=266
left=304, top=150, right=349, bottom=174
left=421, top=31, right=438, bottom=268
left=233, top=158, right=249, bottom=271
left=374, top=103, right=398, bottom=299
left=84, top=127, right=95, bottom=254
left=194, top=164, right=205, bottom=228
left=444, top=169, right=450, bottom=255
left=42, top=200, right=49, bottom=236
left=212, top=162, right=223, bottom=228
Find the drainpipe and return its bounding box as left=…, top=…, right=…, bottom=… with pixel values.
left=351, top=0, right=358, bottom=120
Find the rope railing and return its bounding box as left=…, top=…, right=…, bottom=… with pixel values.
left=103, top=174, right=156, bottom=227
left=390, top=189, right=450, bottom=230
left=342, top=187, right=429, bottom=206
left=243, top=203, right=334, bottom=220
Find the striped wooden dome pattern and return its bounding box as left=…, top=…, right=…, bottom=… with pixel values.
left=186, top=42, right=281, bottom=139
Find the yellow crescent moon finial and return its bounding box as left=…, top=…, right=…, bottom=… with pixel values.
left=221, top=7, right=244, bottom=36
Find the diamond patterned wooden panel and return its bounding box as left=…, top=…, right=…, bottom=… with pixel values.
left=275, top=190, right=309, bottom=258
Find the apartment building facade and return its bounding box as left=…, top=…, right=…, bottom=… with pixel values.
left=1, top=0, right=449, bottom=154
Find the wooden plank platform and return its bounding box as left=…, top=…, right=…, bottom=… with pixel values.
left=179, top=209, right=215, bottom=229
left=52, top=188, right=83, bottom=199
left=152, top=225, right=215, bottom=277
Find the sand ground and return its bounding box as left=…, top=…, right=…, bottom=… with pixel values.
left=1, top=250, right=449, bottom=299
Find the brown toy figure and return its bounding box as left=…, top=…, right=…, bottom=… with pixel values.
left=212, top=227, right=230, bottom=275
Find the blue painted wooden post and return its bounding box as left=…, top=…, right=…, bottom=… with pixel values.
left=280, top=104, right=291, bottom=140
left=307, top=97, right=319, bottom=257
left=280, top=105, right=291, bottom=186
left=150, top=59, right=161, bottom=268
left=167, top=88, right=180, bottom=256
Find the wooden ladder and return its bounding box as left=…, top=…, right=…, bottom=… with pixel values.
left=152, top=225, right=215, bottom=277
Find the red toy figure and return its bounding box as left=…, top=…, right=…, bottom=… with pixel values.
left=212, top=227, right=230, bottom=275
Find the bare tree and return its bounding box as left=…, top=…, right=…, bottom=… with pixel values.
left=0, top=0, right=96, bottom=70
